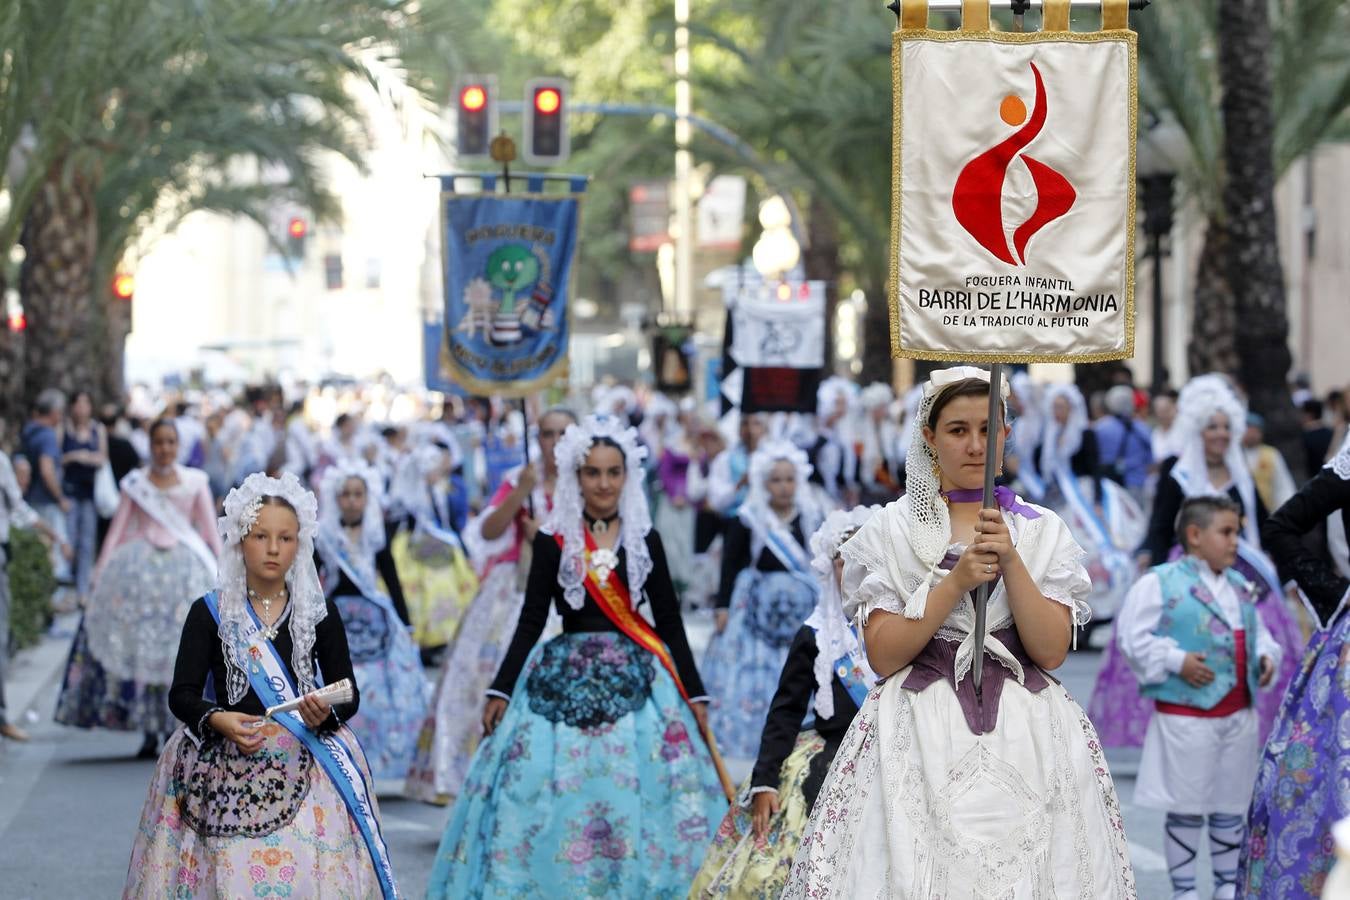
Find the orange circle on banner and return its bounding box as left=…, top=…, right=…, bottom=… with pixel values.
left=1000, top=94, right=1027, bottom=126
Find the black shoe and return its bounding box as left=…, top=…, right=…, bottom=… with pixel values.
left=136, top=733, right=159, bottom=759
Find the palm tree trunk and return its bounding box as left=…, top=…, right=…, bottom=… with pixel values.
left=1186, top=219, right=1239, bottom=377
left=802, top=195, right=840, bottom=373
left=1217, top=0, right=1302, bottom=476
left=19, top=159, right=107, bottom=411
left=0, top=269, right=24, bottom=429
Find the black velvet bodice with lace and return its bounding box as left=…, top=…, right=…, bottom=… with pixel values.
left=488, top=529, right=707, bottom=700
left=1262, top=468, right=1350, bottom=625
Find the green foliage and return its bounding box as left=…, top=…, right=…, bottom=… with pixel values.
left=6, top=529, right=55, bottom=652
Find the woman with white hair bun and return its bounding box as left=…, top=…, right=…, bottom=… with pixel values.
left=701, top=439, right=827, bottom=759
left=1087, top=374, right=1302, bottom=750
left=314, top=461, right=427, bottom=782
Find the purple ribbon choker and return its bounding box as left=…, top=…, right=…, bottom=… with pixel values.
left=941, top=484, right=1041, bottom=519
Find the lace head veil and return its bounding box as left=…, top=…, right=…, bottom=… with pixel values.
left=740, top=438, right=819, bottom=552
left=546, top=414, right=652, bottom=610
left=905, top=367, right=1011, bottom=588
left=318, top=460, right=388, bottom=557
left=1171, top=374, right=1260, bottom=546
left=805, top=505, right=879, bottom=718
left=1038, top=383, right=1088, bottom=479
left=216, top=472, right=327, bottom=705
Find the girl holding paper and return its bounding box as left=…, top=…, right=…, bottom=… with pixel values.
left=701, top=439, right=827, bottom=759
left=125, top=471, right=398, bottom=899
left=784, top=368, right=1136, bottom=898
left=55, top=419, right=220, bottom=758
left=426, top=414, right=725, bottom=899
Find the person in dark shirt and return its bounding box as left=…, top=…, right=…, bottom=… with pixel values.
left=313, top=462, right=426, bottom=782
left=1302, top=398, right=1334, bottom=477
left=426, top=415, right=726, bottom=900
left=1241, top=433, right=1350, bottom=893
left=125, top=471, right=396, bottom=899
left=701, top=438, right=826, bottom=759
left=691, top=506, right=879, bottom=899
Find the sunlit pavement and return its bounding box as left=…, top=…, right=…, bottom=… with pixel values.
left=0, top=612, right=1185, bottom=898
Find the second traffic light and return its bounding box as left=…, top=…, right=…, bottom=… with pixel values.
left=457, top=76, right=498, bottom=161
left=523, top=78, right=570, bottom=166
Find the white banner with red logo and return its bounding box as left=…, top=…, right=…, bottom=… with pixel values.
left=889, top=4, right=1136, bottom=363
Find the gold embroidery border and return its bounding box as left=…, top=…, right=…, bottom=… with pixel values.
left=887, top=27, right=1139, bottom=364
left=435, top=189, right=583, bottom=397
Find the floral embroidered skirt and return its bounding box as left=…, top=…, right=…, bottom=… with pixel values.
left=390, top=529, right=478, bottom=650
left=690, top=730, right=825, bottom=900
left=426, top=631, right=727, bottom=899
left=1239, top=610, right=1350, bottom=897
left=1086, top=552, right=1303, bottom=749
left=124, top=722, right=385, bottom=899
left=332, top=593, right=430, bottom=782
left=785, top=675, right=1138, bottom=898
left=55, top=540, right=213, bottom=733
left=702, top=570, right=819, bottom=758
left=405, top=563, right=558, bottom=804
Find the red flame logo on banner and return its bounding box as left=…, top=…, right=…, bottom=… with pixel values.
left=951, top=62, right=1076, bottom=266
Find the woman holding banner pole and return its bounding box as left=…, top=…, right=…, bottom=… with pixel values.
left=427, top=414, right=729, bottom=899
left=785, top=368, right=1136, bottom=898
left=125, top=471, right=397, bottom=899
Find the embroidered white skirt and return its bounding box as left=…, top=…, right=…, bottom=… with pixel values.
left=785, top=672, right=1138, bottom=899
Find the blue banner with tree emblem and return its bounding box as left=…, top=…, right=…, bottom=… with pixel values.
left=432, top=189, right=580, bottom=396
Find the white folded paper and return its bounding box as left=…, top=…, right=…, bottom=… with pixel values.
left=264, top=678, right=354, bottom=718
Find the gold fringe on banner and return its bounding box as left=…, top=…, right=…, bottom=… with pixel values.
left=1042, top=0, right=1070, bottom=32
left=900, top=0, right=928, bottom=31
left=961, top=0, right=990, bottom=32
left=1102, top=0, right=1129, bottom=31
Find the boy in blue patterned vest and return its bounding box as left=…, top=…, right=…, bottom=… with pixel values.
left=1118, top=495, right=1280, bottom=900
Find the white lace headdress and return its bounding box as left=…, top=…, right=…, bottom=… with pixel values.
left=1171, top=374, right=1260, bottom=546
left=805, top=505, right=879, bottom=718
left=546, top=414, right=652, bottom=610
left=1329, top=429, right=1350, bottom=481
left=318, top=461, right=388, bottom=558
left=740, top=438, right=822, bottom=556
left=215, top=471, right=327, bottom=705
left=904, top=366, right=1011, bottom=603
left=1038, top=383, right=1089, bottom=479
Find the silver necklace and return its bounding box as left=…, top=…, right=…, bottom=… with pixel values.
left=247, top=586, right=288, bottom=637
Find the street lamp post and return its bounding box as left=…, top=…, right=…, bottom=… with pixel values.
left=1136, top=114, right=1187, bottom=394
left=1139, top=172, right=1174, bottom=393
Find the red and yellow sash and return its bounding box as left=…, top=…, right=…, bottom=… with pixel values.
left=556, top=530, right=693, bottom=708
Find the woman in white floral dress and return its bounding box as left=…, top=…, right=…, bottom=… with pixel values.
left=785, top=368, right=1137, bottom=898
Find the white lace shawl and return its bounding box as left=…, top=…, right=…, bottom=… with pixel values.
left=840, top=494, right=1091, bottom=687
left=545, top=415, right=652, bottom=610
left=216, top=472, right=327, bottom=705
left=1328, top=429, right=1350, bottom=481
left=804, top=506, right=880, bottom=718
left=1170, top=374, right=1260, bottom=547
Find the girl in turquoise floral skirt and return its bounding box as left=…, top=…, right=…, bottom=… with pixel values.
left=426, top=414, right=726, bottom=899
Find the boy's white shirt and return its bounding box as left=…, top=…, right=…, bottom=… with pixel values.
left=1117, top=557, right=1282, bottom=686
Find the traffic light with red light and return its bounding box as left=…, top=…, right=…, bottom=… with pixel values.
left=523, top=78, right=570, bottom=166
left=112, top=273, right=135, bottom=301
left=7, top=311, right=25, bottom=333
left=286, top=217, right=308, bottom=258
left=456, top=76, right=497, bottom=161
